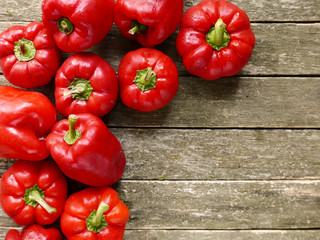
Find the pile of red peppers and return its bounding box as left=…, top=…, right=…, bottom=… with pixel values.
left=0, top=0, right=255, bottom=239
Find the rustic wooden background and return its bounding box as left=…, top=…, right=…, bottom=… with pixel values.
left=0, top=0, right=319, bottom=239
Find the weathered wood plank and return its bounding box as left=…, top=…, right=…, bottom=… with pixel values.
left=105, top=77, right=320, bottom=128
left=94, top=23, right=320, bottom=76
left=0, top=22, right=319, bottom=76
left=3, top=129, right=319, bottom=180
left=1, top=76, right=320, bottom=128
left=0, top=0, right=319, bottom=22
left=1, top=229, right=320, bottom=240
left=90, top=23, right=320, bottom=77
left=0, top=180, right=319, bottom=229
left=124, top=230, right=320, bottom=240
left=115, top=129, right=320, bottom=180
left=117, top=180, right=320, bottom=229
left=188, top=0, right=320, bottom=22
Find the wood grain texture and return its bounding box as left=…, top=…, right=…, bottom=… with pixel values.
left=104, top=77, right=320, bottom=128
left=115, top=129, right=320, bottom=180
left=0, top=180, right=319, bottom=229
left=0, top=0, right=319, bottom=238
left=1, top=129, right=319, bottom=180
left=118, top=180, right=320, bottom=230
left=0, top=0, right=319, bottom=22
left=0, top=22, right=319, bottom=76
left=124, top=230, right=320, bottom=240
left=1, top=229, right=320, bottom=240
left=1, top=76, right=320, bottom=128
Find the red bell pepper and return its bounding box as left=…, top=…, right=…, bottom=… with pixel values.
left=42, top=0, right=114, bottom=53
left=0, top=86, right=57, bottom=161
left=114, top=0, right=184, bottom=47
left=0, top=21, right=60, bottom=88
left=176, top=0, right=255, bottom=80
left=55, top=52, right=118, bottom=117
left=61, top=187, right=129, bottom=240
left=46, top=113, right=126, bottom=187
left=5, top=224, right=63, bottom=240
left=0, top=160, right=68, bottom=226
left=118, top=48, right=179, bottom=112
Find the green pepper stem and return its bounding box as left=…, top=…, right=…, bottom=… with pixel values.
left=67, top=86, right=85, bottom=95
left=69, top=115, right=77, bottom=140
left=58, top=17, right=74, bottom=34
left=93, top=202, right=109, bottom=227
left=142, top=67, right=153, bottom=84
left=14, top=38, right=36, bottom=62
left=28, top=189, right=56, bottom=214
left=129, top=25, right=139, bottom=35
left=206, top=18, right=230, bottom=51
left=133, top=67, right=157, bottom=92
left=129, top=20, right=148, bottom=35
left=63, top=115, right=81, bottom=145
left=63, top=78, right=94, bottom=101
left=213, top=19, right=226, bottom=46
left=86, top=202, right=109, bottom=233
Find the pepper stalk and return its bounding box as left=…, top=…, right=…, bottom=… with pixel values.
left=24, top=184, right=56, bottom=214
left=14, top=38, right=36, bottom=62
left=58, top=17, right=74, bottom=34
left=86, top=202, right=109, bottom=233
left=133, top=67, right=157, bottom=92
left=129, top=20, right=148, bottom=35
left=206, top=18, right=230, bottom=51
left=64, top=114, right=81, bottom=145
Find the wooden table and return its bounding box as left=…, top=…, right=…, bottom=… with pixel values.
left=0, top=0, right=319, bottom=239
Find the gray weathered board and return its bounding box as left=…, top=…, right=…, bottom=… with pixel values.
left=0, top=0, right=319, bottom=239
left=0, top=23, right=319, bottom=77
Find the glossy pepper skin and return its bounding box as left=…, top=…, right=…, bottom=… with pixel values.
left=5, top=224, right=63, bottom=240
left=0, top=160, right=68, bottom=226
left=55, top=52, right=118, bottom=117
left=42, top=0, right=114, bottom=53
left=118, top=48, right=179, bottom=112
left=0, top=21, right=60, bottom=88
left=46, top=113, right=126, bottom=187
left=0, top=86, right=57, bottom=161
left=114, top=0, right=184, bottom=47
left=176, top=0, right=255, bottom=80
left=61, top=187, right=129, bottom=240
